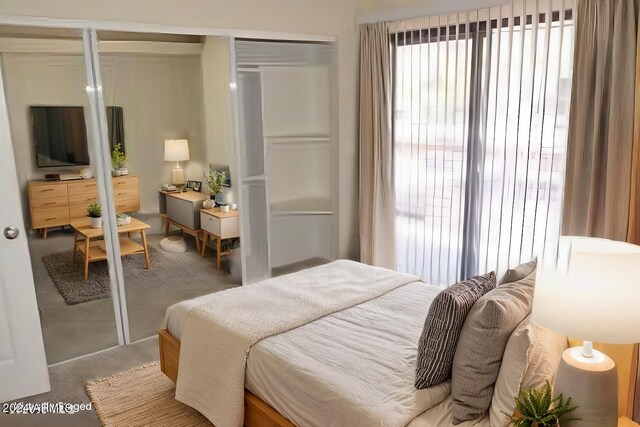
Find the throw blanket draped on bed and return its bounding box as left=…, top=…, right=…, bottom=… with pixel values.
left=175, top=260, right=420, bottom=427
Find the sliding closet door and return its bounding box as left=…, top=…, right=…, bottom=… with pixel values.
left=0, top=25, right=123, bottom=363
left=236, top=69, right=271, bottom=283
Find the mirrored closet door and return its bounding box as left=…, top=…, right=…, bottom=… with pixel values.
left=0, top=25, right=122, bottom=363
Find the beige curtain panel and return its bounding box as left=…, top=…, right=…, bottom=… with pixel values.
left=359, top=22, right=396, bottom=269
left=631, top=12, right=640, bottom=245
left=563, top=0, right=638, bottom=241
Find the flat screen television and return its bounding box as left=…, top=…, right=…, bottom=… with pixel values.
left=32, top=106, right=90, bottom=168
left=31, top=106, right=125, bottom=168
left=31, top=106, right=90, bottom=168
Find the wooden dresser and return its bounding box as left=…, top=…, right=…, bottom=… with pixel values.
left=28, top=176, right=140, bottom=238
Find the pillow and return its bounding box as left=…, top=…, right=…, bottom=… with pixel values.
left=451, top=270, right=536, bottom=424
left=415, top=272, right=497, bottom=389
left=489, top=318, right=567, bottom=427
left=498, top=258, right=537, bottom=286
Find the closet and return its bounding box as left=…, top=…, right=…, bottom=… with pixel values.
left=234, top=40, right=337, bottom=284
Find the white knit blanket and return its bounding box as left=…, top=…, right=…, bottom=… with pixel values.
left=175, top=260, right=420, bottom=427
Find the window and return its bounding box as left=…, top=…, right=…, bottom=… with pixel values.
left=392, top=6, right=574, bottom=286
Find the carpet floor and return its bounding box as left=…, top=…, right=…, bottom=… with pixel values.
left=43, top=244, right=230, bottom=306
left=86, top=362, right=211, bottom=426
left=28, top=224, right=238, bottom=364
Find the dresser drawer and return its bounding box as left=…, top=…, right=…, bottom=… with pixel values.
left=115, top=199, right=139, bottom=213
left=32, top=208, right=69, bottom=229
left=113, top=187, right=139, bottom=201
left=69, top=194, right=98, bottom=220
left=67, top=180, right=97, bottom=196
left=201, top=212, right=240, bottom=239
left=113, top=176, right=138, bottom=190
left=30, top=183, right=67, bottom=199
left=31, top=197, right=69, bottom=212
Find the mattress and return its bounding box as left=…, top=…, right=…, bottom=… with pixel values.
left=165, top=282, right=491, bottom=427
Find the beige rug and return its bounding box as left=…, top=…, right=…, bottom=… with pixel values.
left=85, top=361, right=212, bottom=426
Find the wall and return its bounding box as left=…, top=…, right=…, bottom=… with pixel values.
left=200, top=36, right=237, bottom=204
left=3, top=51, right=206, bottom=226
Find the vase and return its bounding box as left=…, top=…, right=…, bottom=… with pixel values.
left=214, top=193, right=224, bottom=207
left=89, top=216, right=102, bottom=229
left=118, top=167, right=128, bottom=176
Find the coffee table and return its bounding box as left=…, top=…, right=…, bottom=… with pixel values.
left=70, top=218, right=151, bottom=281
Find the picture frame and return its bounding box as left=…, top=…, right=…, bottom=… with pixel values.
left=186, top=180, right=202, bottom=192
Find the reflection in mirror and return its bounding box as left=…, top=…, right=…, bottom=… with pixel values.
left=96, top=31, right=239, bottom=342
left=0, top=24, right=119, bottom=363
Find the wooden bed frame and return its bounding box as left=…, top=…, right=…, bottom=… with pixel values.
left=159, top=329, right=638, bottom=426
left=159, top=329, right=295, bottom=427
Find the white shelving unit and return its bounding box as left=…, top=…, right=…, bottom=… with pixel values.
left=234, top=40, right=337, bottom=283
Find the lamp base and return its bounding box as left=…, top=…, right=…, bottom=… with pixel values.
left=171, top=166, right=185, bottom=186
left=554, top=347, right=617, bottom=427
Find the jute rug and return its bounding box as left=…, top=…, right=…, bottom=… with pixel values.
left=85, top=361, right=212, bottom=427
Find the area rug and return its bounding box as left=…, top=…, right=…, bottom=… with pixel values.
left=42, top=245, right=187, bottom=305
left=86, top=362, right=212, bottom=427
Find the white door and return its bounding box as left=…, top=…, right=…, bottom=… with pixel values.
left=0, top=65, right=50, bottom=402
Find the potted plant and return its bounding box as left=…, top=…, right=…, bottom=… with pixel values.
left=87, top=202, right=102, bottom=229
left=503, top=381, right=578, bottom=427
left=111, top=143, right=128, bottom=176
left=205, top=168, right=227, bottom=207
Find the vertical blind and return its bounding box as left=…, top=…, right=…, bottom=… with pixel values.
left=392, top=0, right=575, bottom=286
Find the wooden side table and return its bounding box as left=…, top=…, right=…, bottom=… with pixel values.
left=619, top=417, right=639, bottom=427
left=160, top=190, right=208, bottom=252
left=200, top=207, right=240, bottom=270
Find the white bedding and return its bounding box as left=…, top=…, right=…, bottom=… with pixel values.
left=164, top=282, right=491, bottom=427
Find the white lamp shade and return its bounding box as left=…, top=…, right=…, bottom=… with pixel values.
left=164, top=139, right=190, bottom=161
left=532, top=236, right=640, bottom=344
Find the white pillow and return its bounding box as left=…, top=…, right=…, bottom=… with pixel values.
left=489, top=317, right=567, bottom=427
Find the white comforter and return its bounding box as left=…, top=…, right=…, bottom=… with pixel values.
left=165, top=280, right=491, bottom=427
left=175, top=261, right=421, bottom=427
left=245, top=282, right=449, bottom=427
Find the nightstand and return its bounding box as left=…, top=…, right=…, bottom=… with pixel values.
left=159, top=190, right=208, bottom=252
left=200, top=207, right=240, bottom=269
left=620, top=417, right=639, bottom=427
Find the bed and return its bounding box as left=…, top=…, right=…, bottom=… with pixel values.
left=159, top=260, right=637, bottom=427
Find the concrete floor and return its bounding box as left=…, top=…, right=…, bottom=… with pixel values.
left=27, top=220, right=238, bottom=364
left=0, top=338, right=159, bottom=427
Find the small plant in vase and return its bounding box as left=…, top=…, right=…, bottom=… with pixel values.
left=503, top=381, right=578, bottom=427
left=111, top=143, right=128, bottom=176
left=87, top=202, right=102, bottom=229
left=205, top=168, right=227, bottom=207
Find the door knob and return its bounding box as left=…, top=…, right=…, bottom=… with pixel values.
left=4, top=226, right=19, bottom=240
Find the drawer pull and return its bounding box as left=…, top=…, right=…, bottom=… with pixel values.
left=45, top=217, right=56, bottom=221
left=44, top=202, right=56, bottom=206
left=42, top=188, right=54, bottom=192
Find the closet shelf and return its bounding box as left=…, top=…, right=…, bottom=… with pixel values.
left=265, top=135, right=331, bottom=144
left=270, top=198, right=334, bottom=216
left=241, top=175, right=266, bottom=183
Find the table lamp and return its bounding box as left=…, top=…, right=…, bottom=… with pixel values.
left=164, top=139, right=190, bottom=186
left=532, top=236, right=640, bottom=427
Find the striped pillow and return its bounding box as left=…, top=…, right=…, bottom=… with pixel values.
left=415, top=272, right=496, bottom=389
